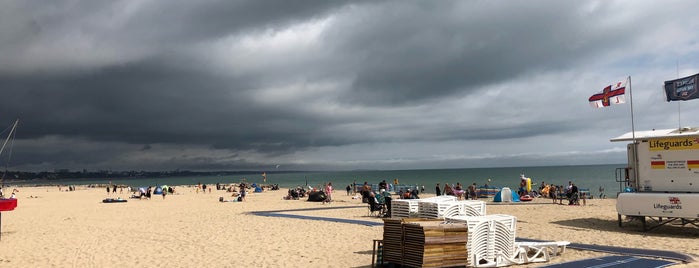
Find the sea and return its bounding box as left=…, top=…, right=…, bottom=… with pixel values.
left=8, top=164, right=627, bottom=198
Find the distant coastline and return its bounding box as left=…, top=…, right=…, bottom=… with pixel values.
left=0, top=163, right=625, bottom=184
left=0, top=169, right=307, bottom=184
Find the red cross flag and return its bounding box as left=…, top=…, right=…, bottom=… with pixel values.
left=589, top=80, right=627, bottom=108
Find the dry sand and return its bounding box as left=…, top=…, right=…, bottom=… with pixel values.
left=0, top=186, right=698, bottom=268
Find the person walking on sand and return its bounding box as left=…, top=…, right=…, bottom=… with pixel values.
left=346, top=184, right=351, bottom=196
left=435, top=183, right=441, bottom=196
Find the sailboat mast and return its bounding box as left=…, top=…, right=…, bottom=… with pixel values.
left=0, top=119, right=19, bottom=157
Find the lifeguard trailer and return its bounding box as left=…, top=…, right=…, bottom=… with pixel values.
left=611, top=127, right=699, bottom=231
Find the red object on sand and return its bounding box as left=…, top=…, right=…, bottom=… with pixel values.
left=520, top=195, right=533, bottom=202
left=0, top=199, right=17, bottom=211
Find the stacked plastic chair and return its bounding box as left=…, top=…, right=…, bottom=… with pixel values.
left=391, top=195, right=456, bottom=219
left=445, top=215, right=495, bottom=267
left=488, top=214, right=519, bottom=267
left=445, top=214, right=519, bottom=267
left=390, top=199, right=420, bottom=218
left=459, top=200, right=486, bottom=217
left=418, top=200, right=486, bottom=219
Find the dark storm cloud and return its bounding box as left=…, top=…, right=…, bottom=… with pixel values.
left=326, top=1, right=639, bottom=105
left=0, top=0, right=697, bottom=171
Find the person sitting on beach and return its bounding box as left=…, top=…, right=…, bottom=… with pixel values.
left=283, top=189, right=294, bottom=200
left=239, top=183, right=247, bottom=201
left=376, top=189, right=386, bottom=204
left=409, top=189, right=419, bottom=199
left=568, top=183, right=579, bottom=205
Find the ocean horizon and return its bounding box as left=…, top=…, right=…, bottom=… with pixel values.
left=7, top=163, right=627, bottom=198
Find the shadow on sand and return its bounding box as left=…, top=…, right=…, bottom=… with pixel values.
left=551, top=217, right=699, bottom=237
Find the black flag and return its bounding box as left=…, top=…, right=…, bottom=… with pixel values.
left=664, top=73, right=699, bottom=102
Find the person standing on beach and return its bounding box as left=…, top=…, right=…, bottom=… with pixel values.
left=468, top=183, right=477, bottom=200
left=323, top=182, right=333, bottom=204
left=435, top=183, right=441, bottom=196
left=346, top=184, right=351, bottom=196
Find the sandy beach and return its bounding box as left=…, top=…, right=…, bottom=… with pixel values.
left=0, top=186, right=697, bottom=268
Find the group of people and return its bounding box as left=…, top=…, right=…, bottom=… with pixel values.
left=435, top=182, right=479, bottom=200
left=352, top=181, right=393, bottom=217
left=283, top=186, right=308, bottom=200
left=538, top=181, right=584, bottom=205
left=282, top=182, right=333, bottom=203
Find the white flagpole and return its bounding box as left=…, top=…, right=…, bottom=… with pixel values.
left=677, top=61, right=682, bottom=130
left=628, top=76, right=636, bottom=143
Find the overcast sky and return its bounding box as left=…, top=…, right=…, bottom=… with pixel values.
left=1, top=0, right=698, bottom=172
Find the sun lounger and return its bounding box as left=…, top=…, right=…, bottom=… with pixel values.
left=514, top=241, right=570, bottom=263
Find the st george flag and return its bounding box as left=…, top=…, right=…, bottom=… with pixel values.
left=664, top=72, right=699, bottom=102
left=589, top=80, right=627, bottom=108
